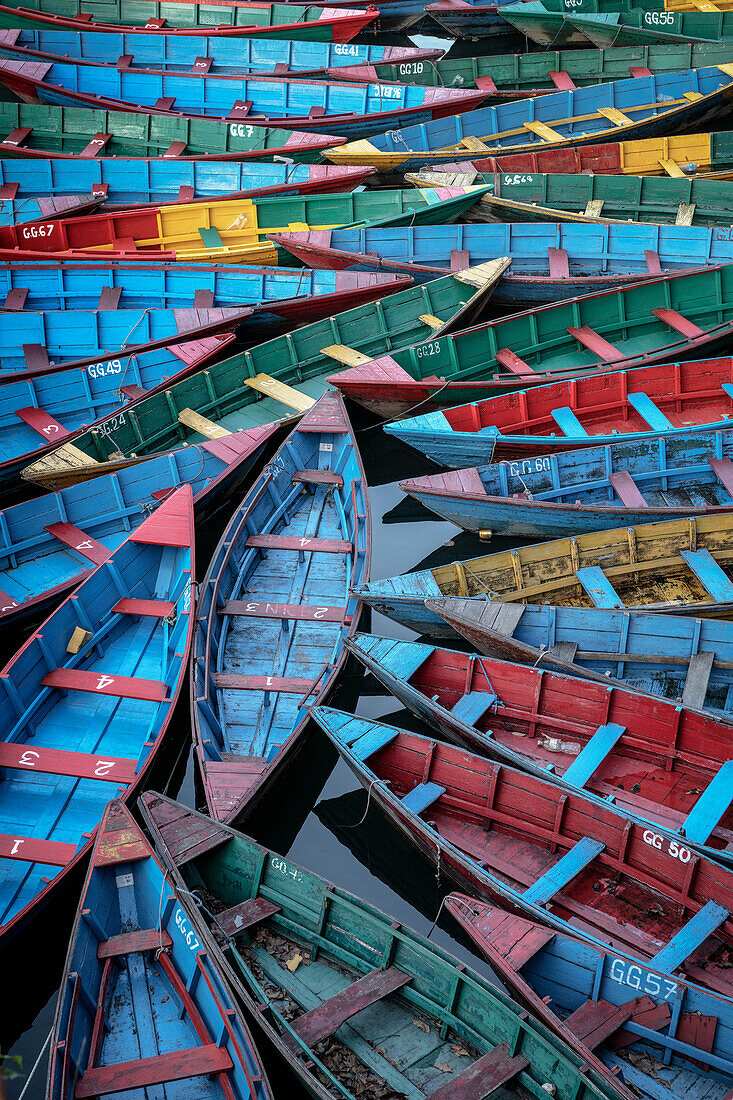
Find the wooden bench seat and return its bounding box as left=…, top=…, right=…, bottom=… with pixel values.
left=215, top=897, right=281, bottom=938
left=112, top=598, right=176, bottom=618
left=291, top=967, right=411, bottom=1048
left=16, top=406, right=71, bottom=440
left=41, top=668, right=169, bottom=703
left=246, top=534, right=352, bottom=554
left=98, top=928, right=172, bottom=959
left=523, top=837, right=605, bottom=906
left=213, top=673, right=314, bottom=694
left=568, top=326, right=623, bottom=362
left=221, top=600, right=346, bottom=623
left=44, top=522, right=110, bottom=566
left=293, top=469, right=343, bottom=487
left=0, top=832, right=76, bottom=865
left=608, top=471, right=647, bottom=509
left=75, top=1044, right=233, bottom=1098
left=427, top=1042, right=528, bottom=1100
left=0, top=743, right=137, bottom=783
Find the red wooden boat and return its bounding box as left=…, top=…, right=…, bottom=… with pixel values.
left=345, top=633, right=733, bottom=860
left=0, top=2, right=378, bottom=39
left=313, top=705, right=733, bottom=1000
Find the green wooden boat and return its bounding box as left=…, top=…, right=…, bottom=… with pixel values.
left=409, top=169, right=733, bottom=227
left=0, top=0, right=377, bottom=40
left=327, top=265, right=733, bottom=418
left=138, top=791, right=625, bottom=1100
left=500, top=0, right=733, bottom=48
left=0, top=100, right=338, bottom=160
left=21, top=261, right=506, bottom=489
left=350, top=41, right=733, bottom=94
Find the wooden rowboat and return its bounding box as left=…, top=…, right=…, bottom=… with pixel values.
left=446, top=893, right=733, bottom=1100
left=427, top=596, right=733, bottom=718
left=0, top=307, right=245, bottom=489
left=384, top=358, right=733, bottom=468
left=0, top=424, right=277, bottom=625
left=0, top=159, right=375, bottom=206
left=313, top=706, right=733, bottom=1000
left=20, top=262, right=505, bottom=489
left=399, top=427, right=733, bottom=539
left=0, top=262, right=412, bottom=318
left=351, top=513, right=733, bottom=633
left=325, top=65, right=733, bottom=172
left=411, top=169, right=733, bottom=229
left=273, top=223, right=733, bottom=308
left=328, top=265, right=733, bottom=418
left=0, top=101, right=340, bottom=160
left=0, top=27, right=439, bottom=80
left=0, top=0, right=378, bottom=41
left=346, top=632, right=733, bottom=859
left=500, top=0, right=733, bottom=49
left=0, top=59, right=488, bottom=139
left=193, top=392, right=369, bottom=825
left=0, top=186, right=490, bottom=265
left=0, top=485, right=194, bottom=949
left=139, top=789, right=624, bottom=1100
left=48, top=799, right=271, bottom=1100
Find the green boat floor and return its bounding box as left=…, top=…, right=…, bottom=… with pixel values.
left=215, top=376, right=332, bottom=434
left=248, top=940, right=480, bottom=1098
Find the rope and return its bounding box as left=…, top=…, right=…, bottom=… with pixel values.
left=425, top=894, right=449, bottom=939
left=16, top=1028, right=53, bottom=1100
left=343, top=776, right=388, bottom=828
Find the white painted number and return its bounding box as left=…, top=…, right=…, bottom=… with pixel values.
left=333, top=43, right=361, bottom=55
left=230, top=123, right=255, bottom=138
left=642, top=829, right=692, bottom=862
left=503, top=174, right=535, bottom=185
left=507, top=457, right=550, bottom=476
left=415, top=340, right=441, bottom=359
left=644, top=10, right=674, bottom=23
left=270, top=855, right=303, bottom=881
left=19, top=750, right=40, bottom=768
left=174, top=908, right=201, bottom=952
left=96, top=674, right=115, bottom=691
left=21, top=223, right=55, bottom=239
left=88, top=359, right=122, bottom=379
left=609, top=957, right=677, bottom=1001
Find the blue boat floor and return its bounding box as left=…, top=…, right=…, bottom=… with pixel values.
left=101, top=955, right=220, bottom=1100
left=250, top=942, right=478, bottom=1100
left=0, top=617, right=163, bottom=927
left=0, top=531, right=129, bottom=603
left=220, top=483, right=348, bottom=759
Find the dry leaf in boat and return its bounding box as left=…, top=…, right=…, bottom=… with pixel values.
left=412, top=1019, right=430, bottom=1032
left=450, top=1045, right=469, bottom=1056
left=435, top=1063, right=453, bottom=1073
left=286, top=953, right=303, bottom=972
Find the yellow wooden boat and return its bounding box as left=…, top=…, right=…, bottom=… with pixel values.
left=352, top=514, right=733, bottom=633
left=5, top=187, right=488, bottom=265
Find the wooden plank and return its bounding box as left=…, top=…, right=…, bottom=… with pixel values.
left=523, top=120, right=564, bottom=142
left=297, top=392, right=348, bottom=433
left=548, top=247, right=569, bottom=279
left=4, top=287, right=28, bottom=309
left=548, top=70, right=576, bottom=90
left=459, top=135, right=490, bottom=152
left=645, top=250, right=663, bottom=274
left=561, top=723, right=626, bottom=788
left=244, top=373, right=314, bottom=412
left=651, top=901, right=729, bottom=973
left=608, top=996, right=671, bottom=1051
left=45, top=522, right=110, bottom=565
left=401, top=781, right=446, bottom=815
left=420, top=313, right=444, bottom=330
left=178, top=407, right=231, bottom=439
left=676, top=202, right=696, bottom=226
left=16, top=406, right=71, bottom=440
left=98, top=929, right=172, bottom=958
left=609, top=471, right=647, bottom=508
left=112, top=598, right=176, bottom=618
left=213, top=673, right=313, bottom=693
left=575, top=566, right=624, bottom=609
left=42, top=668, right=168, bottom=703
left=450, top=691, right=497, bottom=726
left=707, top=455, right=733, bottom=496
left=568, top=325, right=623, bottom=362
left=652, top=308, right=704, bottom=338
left=551, top=406, right=588, bottom=437
left=495, top=348, right=533, bottom=376
left=681, top=759, right=733, bottom=845
left=291, top=968, right=411, bottom=1048
left=523, top=837, right=605, bottom=905
left=23, top=344, right=50, bottom=375
left=681, top=649, right=716, bottom=710
left=584, top=199, right=604, bottom=217
left=0, top=832, right=76, bottom=865
left=659, top=158, right=686, bottom=178
left=0, top=743, right=137, bottom=783
left=565, top=999, right=632, bottom=1049
left=215, top=897, right=281, bottom=937
left=426, top=1043, right=528, bottom=1100
left=503, top=924, right=556, bottom=969
left=75, top=1045, right=233, bottom=1098
left=320, top=344, right=371, bottom=366
left=681, top=548, right=733, bottom=601
left=293, top=469, right=343, bottom=486
left=627, top=391, right=673, bottom=431
left=246, top=534, right=352, bottom=554
left=350, top=725, right=399, bottom=761
left=598, top=106, right=632, bottom=127
left=221, top=601, right=346, bottom=623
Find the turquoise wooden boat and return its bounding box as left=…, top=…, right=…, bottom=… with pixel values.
left=139, top=789, right=627, bottom=1100
left=326, top=65, right=733, bottom=172
left=384, top=357, right=733, bottom=469
left=0, top=485, right=194, bottom=949
left=427, top=596, right=733, bottom=718
left=0, top=190, right=105, bottom=227
left=0, top=424, right=277, bottom=626
left=312, top=705, right=733, bottom=1004
left=48, top=799, right=271, bottom=1100
left=399, top=427, right=733, bottom=538
left=193, top=392, right=369, bottom=827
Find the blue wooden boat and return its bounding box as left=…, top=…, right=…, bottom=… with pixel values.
left=0, top=59, right=488, bottom=139
left=48, top=799, right=271, bottom=1100
left=273, top=222, right=733, bottom=309
left=0, top=264, right=412, bottom=326
left=399, top=427, right=733, bottom=539
left=0, top=484, right=194, bottom=949
left=326, top=65, right=733, bottom=172
left=345, top=633, right=733, bottom=861
left=312, top=705, right=733, bottom=1003
left=141, top=791, right=623, bottom=1100
left=447, top=892, right=733, bottom=1100
left=0, top=190, right=105, bottom=227
left=0, top=159, right=373, bottom=205
left=0, top=424, right=277, bottom=627
left=384, top=358, right=733, bottom=470
left=426, top=596, right=733, bottom=717
left=193, top=392, right=369, bottom=827
left=426, top=0, right=528, bottom=40
left=0, top=27, right=440, bottom=77
left=0, top=307, right=245, bottom=488
left=352, top=513, right=733, bottom=635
